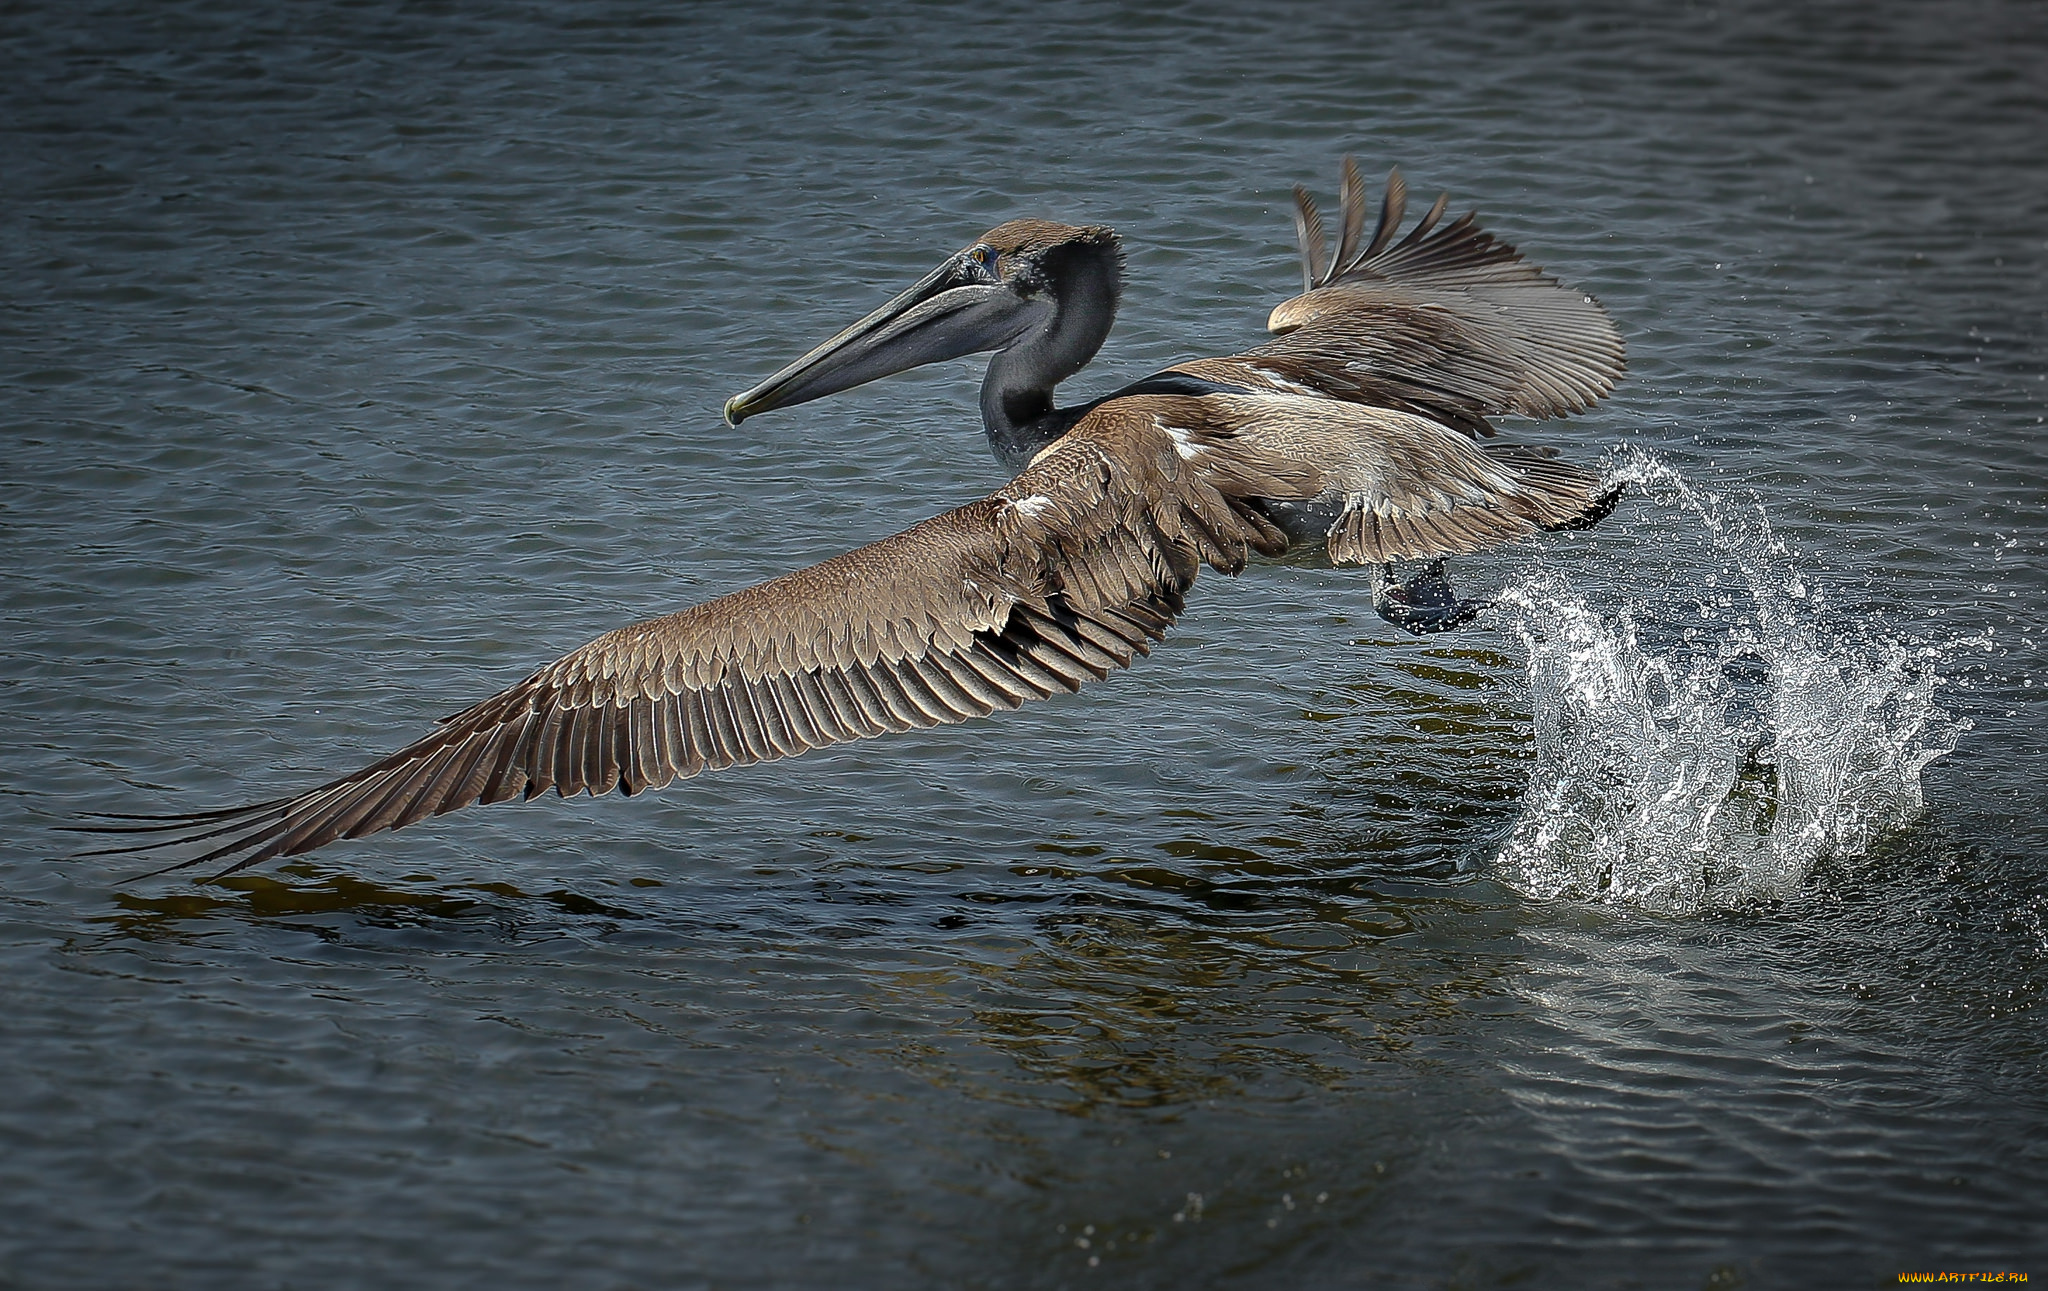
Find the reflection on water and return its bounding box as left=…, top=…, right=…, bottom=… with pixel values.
left=95, top=863, right=646, bottom=942
left=951, top=890, right=1513, bottom=1113
left=1494, top=452, right=1970, bottom=913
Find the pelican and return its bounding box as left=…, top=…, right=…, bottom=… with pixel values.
left=78, top=160, right=1624, bottom=878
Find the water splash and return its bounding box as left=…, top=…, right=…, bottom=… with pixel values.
left=1491, top=452, right=1968, bottom=914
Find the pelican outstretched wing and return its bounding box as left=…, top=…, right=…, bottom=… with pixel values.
left=1181, top=158, right=1625, bottom=438
left=74, top=406, right=1305, bottom=878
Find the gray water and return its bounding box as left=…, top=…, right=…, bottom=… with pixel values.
left=4, top=1, right=2045, bottom=1287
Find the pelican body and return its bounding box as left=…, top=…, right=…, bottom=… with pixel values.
left=82, top=161, right=1625, bottom=877
left=725, top=167, right=1621, bottom=568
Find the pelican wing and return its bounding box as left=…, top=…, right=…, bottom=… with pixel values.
left=1223, top=162, right=1625, bottom=437
left=80, top=405, right=1303, bottom=878
left=1149, top=392, right=1617, bottom=565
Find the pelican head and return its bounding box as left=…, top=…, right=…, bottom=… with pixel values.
left=724, top=220, right=1122, bottom=464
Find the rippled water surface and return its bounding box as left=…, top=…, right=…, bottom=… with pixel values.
left=5, top=1, right=2046, bottom=1287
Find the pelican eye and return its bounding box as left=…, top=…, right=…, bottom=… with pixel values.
left=968, top=245, right=1000, bottom=276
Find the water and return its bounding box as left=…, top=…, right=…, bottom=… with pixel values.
left=4, top=0, right=2046, bottom=1287
left=1496, top=452, right=1970, bottom=914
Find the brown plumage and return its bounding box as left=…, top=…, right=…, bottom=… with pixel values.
left=1256, top=161, right=1624, bottom=436
left=81, top=157, right=1625, bottom=877
left=79, top=405, right=1304, bottom=875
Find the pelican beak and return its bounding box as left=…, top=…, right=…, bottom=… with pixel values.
left=724, top=255, right=1047, bottom=425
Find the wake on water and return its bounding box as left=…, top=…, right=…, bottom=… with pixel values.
left=1488, top=451, right=1969, bottom=915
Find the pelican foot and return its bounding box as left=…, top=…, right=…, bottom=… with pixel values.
left=1372, top=559, right=1489, bottom=635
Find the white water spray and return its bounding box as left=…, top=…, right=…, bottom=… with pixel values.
left=1491, top=452, right=1967, bottom=914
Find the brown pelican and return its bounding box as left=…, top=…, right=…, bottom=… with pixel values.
left=79, top=160, right=1624, bottom=878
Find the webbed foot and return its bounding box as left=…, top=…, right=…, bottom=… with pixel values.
left=1372, top=558, right=1489, bottom=635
